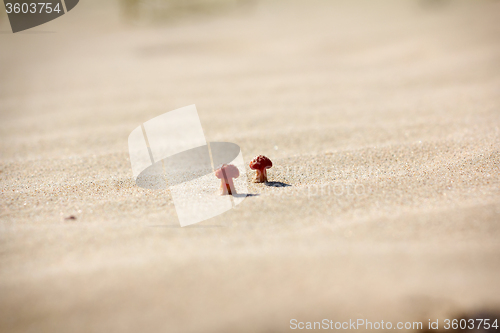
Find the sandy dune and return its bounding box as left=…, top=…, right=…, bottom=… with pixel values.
left=1, top=0, right=499, bottom=332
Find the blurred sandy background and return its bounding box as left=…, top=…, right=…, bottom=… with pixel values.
left=1, top=0, right=500, bottom=332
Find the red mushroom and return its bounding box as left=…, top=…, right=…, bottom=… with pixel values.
left=215, top=164, right=239, bottom=195
left=249, top=155, right=272, bottom=183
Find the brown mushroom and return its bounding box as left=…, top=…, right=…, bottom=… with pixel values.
left=249, top=155, right=272, bottom=183
left=215, top=164, right=239, bottom=195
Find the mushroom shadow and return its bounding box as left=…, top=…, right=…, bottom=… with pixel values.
left=264, top=181, right=291, bottom=188
left=233, top=193, right=260, bottom=198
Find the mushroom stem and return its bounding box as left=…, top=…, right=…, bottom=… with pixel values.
left=253, top=168, right=268, bottom=183
left=220, top=172, right=236, bottom=195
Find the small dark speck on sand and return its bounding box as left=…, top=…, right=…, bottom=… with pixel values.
left=65, top=215, right=77, bottom=220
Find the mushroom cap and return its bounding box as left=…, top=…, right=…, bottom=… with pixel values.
left=249, top=155, right=272, bottom=170
left=215, top=164, right=240, bottom=179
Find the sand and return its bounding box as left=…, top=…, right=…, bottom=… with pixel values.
left=1, top=0, right=499, bottom=332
